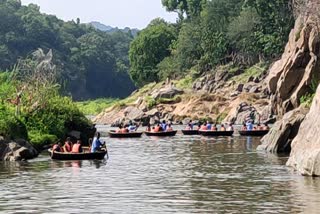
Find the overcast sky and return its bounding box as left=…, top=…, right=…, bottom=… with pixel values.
left=20, top=0, right=178, bottom=29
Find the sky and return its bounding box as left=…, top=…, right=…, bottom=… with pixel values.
left=20, top=0, right=178, bottom=29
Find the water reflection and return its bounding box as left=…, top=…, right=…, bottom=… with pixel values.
left=0, top=131, right=320, bottom=213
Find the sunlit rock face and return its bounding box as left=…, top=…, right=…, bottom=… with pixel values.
left=287, top=84, right=320, bottom=176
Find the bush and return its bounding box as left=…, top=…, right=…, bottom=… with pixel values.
left=0, top=105, right=28, bottom=140
left=28, top=130, right=58, bottom=150
left=76, top=98, right=119, bottom=115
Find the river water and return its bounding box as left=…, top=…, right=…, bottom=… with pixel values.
left=1, top=126, right=320, bottom=214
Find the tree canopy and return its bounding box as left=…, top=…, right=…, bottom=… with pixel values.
left=0, top=0, right=135, bottom=100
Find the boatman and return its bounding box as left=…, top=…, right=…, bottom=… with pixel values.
left=246, top=120, right=253, bottom=131
left=91, top=132, right=105, bottom=152
left=128, top=122, right=137, bottom=132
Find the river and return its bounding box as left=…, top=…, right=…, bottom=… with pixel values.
left=1, top=126, right=320, bottom=214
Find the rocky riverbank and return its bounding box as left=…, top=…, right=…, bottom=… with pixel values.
left=93, top=64, right=274, bottom=127
left=0, top=139, right=38, bottom=161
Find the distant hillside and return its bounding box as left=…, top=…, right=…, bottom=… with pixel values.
left=89, top=21, right=139, bottom=37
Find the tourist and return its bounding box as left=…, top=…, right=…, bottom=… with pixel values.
left=52, top=142, right=63, bottom=152
left=188, top=120, right=194, bottom=130
left=91, top=132, right=105, bottom=153
left=146, top=124, right=151, bottom=132
left=263, top=123, right=269, bottom=130
left=154, top=124, right=162, bottom=132
left=161, top=120, right=167, bottom=131
left=257, top=124, right=263, bottom=130
left=72, top=140, right=83, bottom=153
left=241, top=124, right=247, bottom=131
left=200, top=122, right=207, bottom=130
left=116, top=124, right=123, bottom=133
left=166, top=124, right=173, bottom=131
left=211, top=124, right=217, bottom=131
left=206, top=121, right=212, bottom=130
left=128, top=122, right=137, bottom=132
left=121, top=125, right=129, bottom=133
left=220, top=124, right=226, bottom=131
left=246, top=120, right=253, bottom=131
left=227, top=124, right=234, bottom=131
left=63, top=137, right=73, bottom=152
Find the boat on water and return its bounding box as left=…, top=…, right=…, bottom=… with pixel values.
left=49, top=147, right=108, bottom=160
left=238, top=130, right=269, bottom=136
left=199, top=130, right=234, bottom=136
left=144, top=130, right=177, bottom=137
left=108, top=130, right=143, bottom=138
left=181, top=130, right=200, bottom=135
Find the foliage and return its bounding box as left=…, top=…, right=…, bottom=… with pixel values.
left=145, top=96, right=157, bottom=109
left=300, top=93, right=315, bottom=108
left=0, top=105, right=27, bottom=140
left=175, top=75, right=193, bottom=89
left=129, top=19, right=177, bottom=87
left=76, top=98, right=119, bottom=115
left=28, top=130, right=58, bottom=150
left=0, top=0, right=135, bottom=99
left=161, top=0, right=207, bottom=19
left=230, top=62, right=268, bottom=84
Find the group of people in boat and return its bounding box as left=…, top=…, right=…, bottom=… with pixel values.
left=115, top=122, right=139, bottom=133
left=185, top=120, right=234, bottom=132
left=51, top=132, right=105, bottom=153
left=146, top=120, right=174, bottom=132
left=241, top=121, right=269, bottom=131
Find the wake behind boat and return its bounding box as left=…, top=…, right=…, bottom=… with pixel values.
left=199, top=130, right=234, bottom=136
left=108, top=130, right=143, bottom=138
left=238, top=130, right=269, bottom=136
left=145, top=130, right=177, bottom=137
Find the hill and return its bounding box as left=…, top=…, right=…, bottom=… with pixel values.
left=89, top=21, right=139, bottom=37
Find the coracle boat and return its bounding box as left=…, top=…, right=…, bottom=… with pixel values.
left=238, top=130, right=269, bottom=136
left=144, top=130, right=177, bottom=137
left=108, top=130, right=143, bottom=138
left=199, top=130, right=234, bottom=136
left=181, top=130, right=200, bottom=135
left=49, top=148, right=108, bottom=160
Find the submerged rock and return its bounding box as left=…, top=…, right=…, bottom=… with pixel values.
left=287, top=85, right=320, bottom=176
left=258, top=107, right=307, bottom=153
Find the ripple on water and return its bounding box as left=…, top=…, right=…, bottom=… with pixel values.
left=0, top=129, right=320, bottom=213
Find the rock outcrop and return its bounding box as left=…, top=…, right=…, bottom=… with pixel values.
left=258, top=107, right=307, bottom=153
left=287, top=85, right=320, bottom=176
left=266, top=15, right=320, bottom=117
left=0, top=139, right=38, bottom=161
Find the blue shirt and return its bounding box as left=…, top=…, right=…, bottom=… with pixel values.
left=128, top=125, right=136, bottom=132
left=161, top=123, right=167, bottom=131
left=246, top=122, right=253, bottom=131
left=206, top=123, right=212, bottom=130
left=188, top=123, right=193, bottom=130
left=91, top=137, right=103, bottom=152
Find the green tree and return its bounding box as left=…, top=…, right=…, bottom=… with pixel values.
left=129, top=19, right=177, bottom=87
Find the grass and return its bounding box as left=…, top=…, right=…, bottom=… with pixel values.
left=300, top=93, right=315, bottom=108
left=230, top=62, right=269, bottom=84
left=175, top=75, right=193, bottom=90
left=76, top=98, right=119, bottom=115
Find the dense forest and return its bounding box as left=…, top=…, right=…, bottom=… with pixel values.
left=129, top=0, right=294, bottom=87
left=0, top=0, right=135, bottom=100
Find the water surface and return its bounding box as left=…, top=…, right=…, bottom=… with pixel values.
left=1, top=127, right=320, bottom=214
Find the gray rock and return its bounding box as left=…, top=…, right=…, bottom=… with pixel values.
left=152, top=87, right=183, bottom=99
left=1, top=139, right=38, bottom=161
left=249, top=86, right=261, bottom=93
left=258, top=107, right=307, bottom=153
left=236, top=84, right=244, bottom=92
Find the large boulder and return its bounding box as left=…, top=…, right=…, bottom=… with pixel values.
left=287, top=84, right=320, bottom=176
left=0, top=139, right=38, bottom=161
left=257, top=107, right=307, bottom=153
left=224, top=102, right=260, bottom=125
left=265, top=15, right=320, bottom=117
left=151, top=86, right=183, bottom=99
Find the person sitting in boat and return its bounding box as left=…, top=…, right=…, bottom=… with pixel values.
left=91, top=132, right=105, bottom=153
left=188, top=120, right=194, bottom=130
left=262, top=123, right=269, bottom=130
left=257, top=123, right=263, bottom=130
left=227, top=124, right=234, bottom=131
left=200, top=123, right=207, bottom=130
left=220, top=124, right=226, bottom=131
left=128, top=122, right=137, bottom=132
left=115, top=124, right=123, bottom=133
left=211, top=124, right=217, bottom=131
left=185, top=124, right=191, bottom=130
left=166, top=124, right=173, bottom=131
left=241, top=124, right=247, bottom=130
left=161, top=120, right=167, bottom=131
left=246, top=120, right=253, bottom=131
left=146, top=124, right=151, bottom=132
left=196, top=124, right=201, bottom=130
left=52, top=142, right=63, bottom=152
left=206, top=121, right=212, bottom=130
left=154, top=124, right=162, bottom=132
left=121, top=125, right=129, bottom=133
left=72, top=140, right=83, bottom=153
left=63, top=137, right=73, bottom=152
